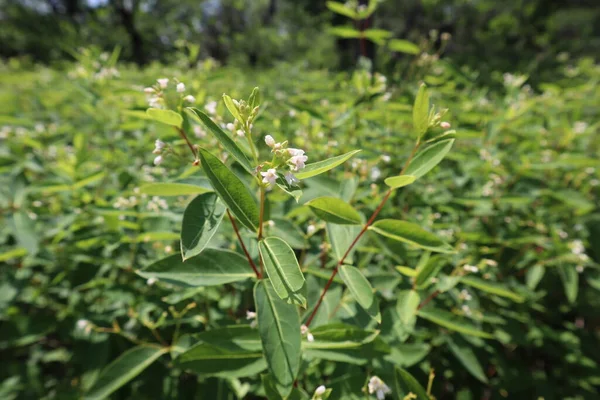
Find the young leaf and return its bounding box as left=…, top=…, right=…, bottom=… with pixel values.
left=339, top=265, right=381, bottom=323
left=254, top=280, right=302, bottom=398
left=307, top=197, right=362, bottom=225
left=403, top=138, right=455, bottom=179
left=295, top=150, right=361, bottom=179
left=384, top=175, right=416, bottom=190
left=388, top=39, right=420, bottom=55
left=198, top=148, right=259, bottom=231
left=259, top=237, right=307, bottom=307
left=326, top=1, right=358, bottom=19
left=393, top=367, right=429, bottom=400
left=328, top=26, right=362, bottom=39
left=139, top=182, right=211, bottom=196
left=369, top=219, right=454, bottom=253
left=180, top=193, right=226, bottom=261
left=222, top=94, right=244, bottom=123
left=137, top=249, right=255, bottom=286
left=146, top=108, right=183, bottom=128
left=460, top=276, right=525, bottom=303
left=413, top=83, right=430, bottom=137
left=447, top=336, right=488, bottom=383
left=186, top=108, right=254, bottom=173
left=418, top=307, right=494, bottom=339
left=176, top=326, right=267, bottom=378
left=84, top=345, right=167, bottom=400
left=248, top=87, right=260, bottom=109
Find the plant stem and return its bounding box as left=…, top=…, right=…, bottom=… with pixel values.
left=305, top=141, right=421, bottom=327
left=227, top=210, right=261, bottom=278
left=175, top=126, right=197, bottom=160
left=417, top=290, right=440, bottom=310
left=258, top=186, right=265, bottom=240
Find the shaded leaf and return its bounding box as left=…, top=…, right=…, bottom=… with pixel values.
left=447, top=336, right=488, bottom=383
left=369, top=219, right=453, bottom=253
left=460, top=276, right=525, bottom=303
left=389, top=39, right=420, bottom=54
left=339, top=265, right=381, bottom=323
left=393, top=367, right=429, bottom=400
left=418, top=307, right=493, bottom=339
left=180, top=193, right=226, bottom=260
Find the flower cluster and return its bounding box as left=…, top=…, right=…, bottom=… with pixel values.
left=152, top=139, right=167, bottom=165
left=260, top=134, right=308, bottom=187
left=144, top=78, right=195, bottom=109
left=300, top=324, right=314, bottom=342
left=367, top=376, right=391, bottom=399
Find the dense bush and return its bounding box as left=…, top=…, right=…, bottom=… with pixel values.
left=1, top=49, right=599, bottom=399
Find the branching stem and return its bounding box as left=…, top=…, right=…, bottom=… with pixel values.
left=227, top=210, right=261, bottom=278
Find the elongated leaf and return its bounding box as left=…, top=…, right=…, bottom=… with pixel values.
left=222, top=94, right=244, bottom=123
left=146, top=108, right=183, bottom=128
left=328, top=26, right=362, bottom=38
left=186, top=109, right=254, bottom=173
left=404, top=138, right=455, bottom=179
left=413, top=83, right=430, bottom=137
left=418, top=307, right=493, bottom=339
left=304, top=323, right=379, bottom=350
left=326, top=1, right=358, bottom=19
left=270, top=218, right=307, bottom=249
left=137, top=249, right=254, bottom=286
left=393, top=367, right=429, bottom=400
left=180, top=193, right=225, bottom=260
left=84, top=345, right=167, bottom=400
left=307, top=197, right=362, bottom=225
left=388, top=39, right=420, bottom=55
left=396, top=266, right=417, bottom=277
left=397, top=290, right=420, bottom=327
left=384, top=175, right=416, bottom=190
left=254, top=280, right=301, bottom=398
left=259, top=237, right=307, bottom=307
left=447, top=336, right=488, bottom=383
left=177, top=325, right=267, bottom=378
left=370, top=219, right=453, bottom=253
left=415, top=255, right=446, bottom=288
left=460, top=276, right=525, bottom=303
left=339, top=265, right=381, bottom=323
left=262, top=375, right=308, bottom=400
left=327, top=223, right=362, bottom=263
left=198, top=148, right=259, bottom=231
left=295, top=150, right=361, bottom=179
left=363, top=29, right=393, bottom=44
left=139, top=182, right=211, bottom=196
left=558, top=265, right=578, bottom=304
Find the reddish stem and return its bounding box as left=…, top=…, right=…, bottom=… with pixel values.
left=227, top=210, right=261, bottom=278
left=417, top=290, right=440, bottom=310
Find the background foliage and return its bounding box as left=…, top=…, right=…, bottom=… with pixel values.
left=1, top=0, right=600, bottom=399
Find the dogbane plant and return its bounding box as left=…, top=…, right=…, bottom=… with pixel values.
left=92, top=79, right=455, bottom=399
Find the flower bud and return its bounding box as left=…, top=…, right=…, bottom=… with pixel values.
left=315, top=385, right=327, bottom=396
left=144, top=87, right=155, bottom=94
left=153, top=155, right=163, bottom=166
left=176, top=82, right=185, bottom=93
left=265, top=135, right=276, bottom=147
left=184, top=95, right=196, bottom=103
left=440, top=121, right=451, bottom=129
left=157, top=78, right=169, bottom=88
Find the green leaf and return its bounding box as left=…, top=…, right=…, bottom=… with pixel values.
left=326, top=1, right=358, bottom=19
left=176, top=326, right=267, bottom=378
left=393, top=367, right=429, bottom=400
left=295, top=150, right=361, bottom=179
left=395, top=266, right=417, bottom=277
left=369, top=219, right=453, bottom=253
left=254, top=280, right=302, bottom=398
left=403, top=138, right=455, bottom=179
left=413, top=83, right=430, bottom=137
left=307, top=197, right=362, bottom=225
left=303, top=323, right=380, bottom=350
left=146, top=108, right=183, bottom=128
left=84, top=345, right=167, bottom=400
left=328, top=26, right=362, bottom=39
left=137, top=249, right=254, bottom=286
left=327, top=223, right=362, bottom=263
left=259, top=237, right=307, bottom=307
left=415, top=255, right=446, bottom=288
left=460, top=276, right=525, bottom=303
left=363, top=29, right=393, bottom=44
left=396, top=290, right=420, bottom=327
left=180, top=193, right=226, bottom=261
left=447, top=336, right=488, bottom=383
left=198, top=148, right=259, bottom=231
left=388, top=39, right=420, bottom=55
left=558, top=265, right=578, bottom=304
left=186, top=108, right=254, bottom=173
left=339, top=265, right=381, bottom=323
left=384, top=175, right=416, bottom=190
left=269, top=218, right=307, bottom=249
left=248, top=87, right=260, bottom=109
left=262, top=375, right=309, bottom=400
left=418, top=307, right=493, bottom=339
left=222, top=94, right=244, bottom=123
left=139, top=182, right=211, bottom=196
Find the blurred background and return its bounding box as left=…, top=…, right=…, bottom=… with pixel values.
left=2, top=0, right=599, bottom=77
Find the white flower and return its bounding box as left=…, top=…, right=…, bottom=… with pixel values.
left=184, top=95, right=196, bottom=103
left=307, top=224, right=316, bottom=235
left=246, top=310, right=257, bottom=320
left=146, top=277, right=157, bottom=286
left=287, top=148, right=304, bottom=157
left=441, top=121, right=451, bottom=129
left=558, top=230, right=569, bottom=239
left=267, top=220, right=275, bottom=228
left=153, top=155, right=163, bottom=166
left=261, top=168, right=278, bottom=186
left=570, top=240, right=585, bottom=255
left=573, top=121, right=588, bottom=134
left=165, top=245, right=173, bottom=253
left=301, top=324, right=309, bottom=335
left=460, top=289, right=472, bottom=301
left=157, top=78, right=169, bottom=88
left=148, top=96, right=162, bottom=108
left=285, top=172, right=300, bottom=186
left=289, top=152, right=308, bottom=171
left=463, top=265, right=479, bottom=273
left=153, top=139, right=166, bottom=154
left=381, top=154, right=391, bottom=163
left=371, top=167, right=381, bottom=181
left=576, top=265, right=584, bottom=273
left=314, top=385, right=327, bottom=396
left=193, top=125, right=206, bottom=138
left=368, top=376, right=391, bottom=400
left=226, top=123, right=235, bottom=131
left=289, top=109, right=297, bottom=117
left=236, top=129, right=245, bottom=137
left=205, top=101, right=218, bottom=115
left=76, top=319, right=90, bottom=330
left=176, top=82, right=185, bottom=92
left=307, top=333, right=314, bottom=342
left=462, top=304, right=472, bottom=316
left=144, top=87, right=155, bottom=94
left=265, top=135, right=276, bottom=147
